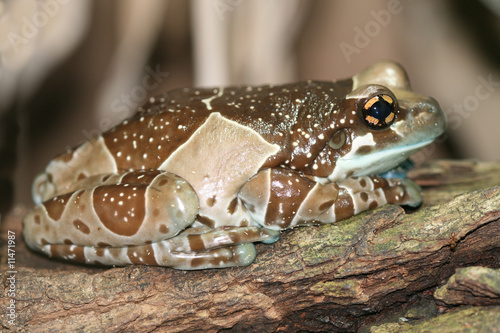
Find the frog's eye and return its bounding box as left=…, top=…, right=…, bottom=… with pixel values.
left=362, top=94, right=396, bottom=129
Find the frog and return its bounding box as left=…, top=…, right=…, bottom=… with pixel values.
left=23, top=61, right=446, bottom=270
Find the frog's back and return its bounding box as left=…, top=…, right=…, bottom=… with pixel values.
left=102, top=81, right=349, bottom=172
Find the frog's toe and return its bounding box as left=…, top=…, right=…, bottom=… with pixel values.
left=234, top=243, right=257, bottom=266
left=400, top=178, right=422, bottom=207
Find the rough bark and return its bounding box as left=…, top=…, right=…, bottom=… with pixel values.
left=1, top=159, right=499, bottom=332
left=434, top=267, right=500, bottom=306
left=369, top=306, right=500, bottom=333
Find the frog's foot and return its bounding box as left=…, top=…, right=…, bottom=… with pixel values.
left=167, top=226, right=280, bottom=251
left=396, top=178, right=422, bottom=207
left=164, top=243, right=257, bottom=270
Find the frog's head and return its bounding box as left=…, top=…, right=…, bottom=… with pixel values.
left=318, top=61, right=446, bottom=182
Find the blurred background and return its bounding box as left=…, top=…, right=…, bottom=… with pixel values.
left=1, top=0, right=499, bottom=214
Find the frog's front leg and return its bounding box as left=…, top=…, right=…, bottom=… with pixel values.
left=22, top=170, right=199, bottom=265
left=239, top=168, right=422, bottom=229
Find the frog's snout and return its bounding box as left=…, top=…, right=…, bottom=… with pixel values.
left=426, top=98, right=447, bottom=134
left=411, top=96, right=447, bottom=136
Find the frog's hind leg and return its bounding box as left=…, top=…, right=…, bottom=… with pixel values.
left=23, top=170, right=199, bottom=263
left=47, top=226, right=268, bottom=269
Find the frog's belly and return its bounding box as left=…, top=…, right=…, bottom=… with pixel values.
left=160, top=112, right=280, bottom=227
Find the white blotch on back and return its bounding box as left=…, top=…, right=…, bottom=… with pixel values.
left=160, top=112, right=279, bottom=227
left=201, top=88, right=224, bottom=110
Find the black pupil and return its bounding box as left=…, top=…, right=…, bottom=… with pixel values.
left=370, top=99, right=392, bottom=120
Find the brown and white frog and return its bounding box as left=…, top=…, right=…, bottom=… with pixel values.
left=23, top=61, right=446, bottom=269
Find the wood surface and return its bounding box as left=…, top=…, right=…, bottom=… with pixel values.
left=1, top=159, right=499, bottom=332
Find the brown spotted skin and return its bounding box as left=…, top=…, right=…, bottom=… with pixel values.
left=23, top=61, right=446, bottom=269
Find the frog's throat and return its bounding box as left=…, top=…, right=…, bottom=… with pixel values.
left=326, top=139, right=434, bottom=183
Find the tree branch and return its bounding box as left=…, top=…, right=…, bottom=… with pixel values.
left=2, top=160, right=499, bottom=332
